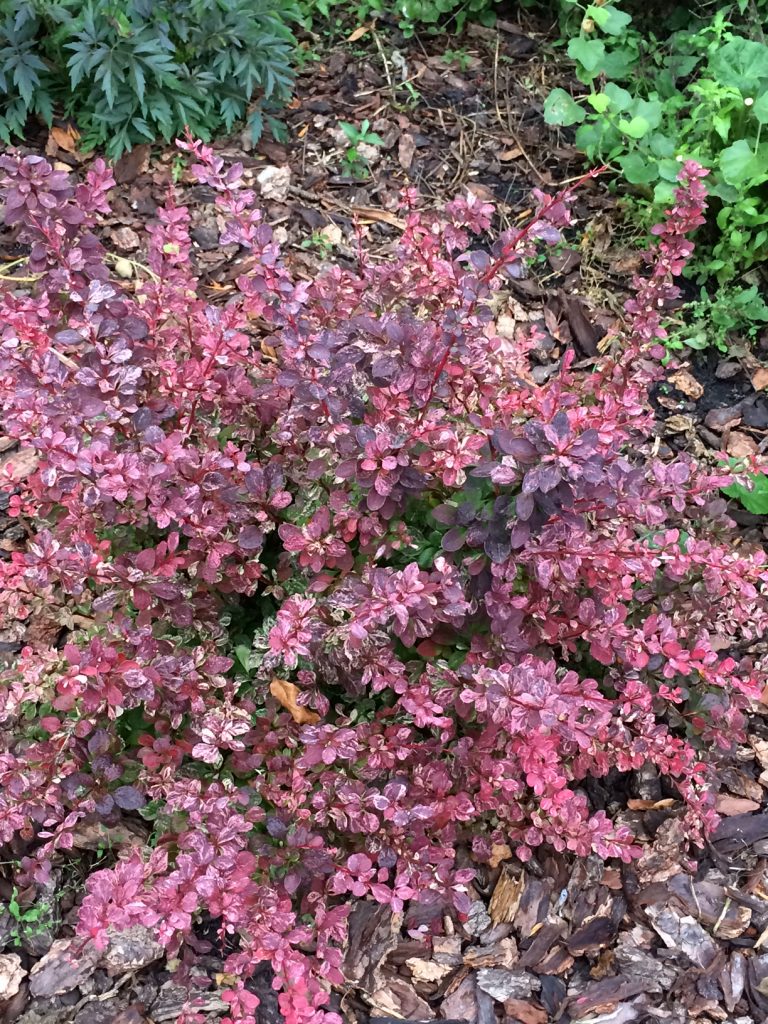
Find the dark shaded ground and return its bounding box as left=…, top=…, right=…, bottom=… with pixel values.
left=2, top=14, right=768, bottom=1024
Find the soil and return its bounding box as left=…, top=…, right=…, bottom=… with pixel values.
left=2, top=12, right=768, bottom=1024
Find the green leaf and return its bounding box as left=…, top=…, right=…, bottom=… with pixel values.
left=587, top=92, right=611, bottom=113
left=712, top=111, right=732, bottom=142
left=544, top=87, right=585, bottom=126
left=653, top=180, right=676, bottom=205
left=709, top=37, right=768, bottom=93
left=618, top=115, right=650, bottom=138
left=752, top=92, right=768, bottom=124
left=719, top=138, right=760, bottom=185
left=619, top=151, right=658, bottom=184
left=723, top=473, right=768, bottom=514
left=234, top=644, right=252, bottom=673
left=568, top=37, right=605, bottom=75
left=632, top=98, right=663, bottom=130
left=604, top=82, right=632, bottom=110
left=586, top=4, right=632, bottom=36
left=648, top=133, right=674, bottom=158
left=339, top=120, right=359, bottom=143
left=599, top=46, right=638, bottom=80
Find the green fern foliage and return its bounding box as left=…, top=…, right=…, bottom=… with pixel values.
left=0, top=0, right=298, bottom=158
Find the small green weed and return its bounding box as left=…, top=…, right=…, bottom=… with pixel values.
left=442, top=48, right=473, bottom=70
left=666, top=285, right=768, bottom=353
left=339, top=118, right=384, bottom=178
left=300, top=228, right=338, bottom=257
left=7, top=887, right=54, bottom=948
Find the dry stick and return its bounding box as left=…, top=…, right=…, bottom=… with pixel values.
left=491, top=32, right=547, bottom=186
left=372, top=28, right=397, bottom=101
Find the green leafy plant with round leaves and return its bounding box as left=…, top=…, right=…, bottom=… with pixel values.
left=544, top=0, right=768, bottom=347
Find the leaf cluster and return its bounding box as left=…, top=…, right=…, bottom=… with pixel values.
left=0, top=0, right=297, bottom=158
left=298, top=0, right=500, bottom=37
left=545, top=0, right=768, bottom=349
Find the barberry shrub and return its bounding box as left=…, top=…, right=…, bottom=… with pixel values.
left=0, top=147, right=765, bottom=1023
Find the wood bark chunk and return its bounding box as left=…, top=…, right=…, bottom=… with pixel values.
left=513, top=876, right=550, bottom=935
left=0, top=448, right=39, bottom=483
left=0, top=953, right=26, bottom=999
left=464, top=900, right=493, bottom=937
left=503, top=997, right=548, bottom=1024
left=613, top=929, right=678, bottom=991
left=102, top=926, right=163, bottom=973
left=666, top=873, right=752, bottom=939
left=404, top=957, right=454, bottom=983
left=432, top=934, right=463, bottom=967
left=369, top=974, right=434, bottom=1020
left=476, top=967, right=539, bottom=1002
left=343, top=902, right=402, bottom=993
left=720, top=950, right=747, bottom=1012
left=567, top=915, right=618, bottom=956
left=634, top=817, right=686, bottom=884
left=489, top=867, right=525, bottom=925
left=440, top=972, right=479, bottom=1024
left=713, top=812, right=768, bottom=853
left=645, top=905, right=718, bottom=968
left=29, top=938, right=99, bottom=998
left=463, top=937, right=518, bottom=969
left=518, top=922, right=564, bottom=970
left=568, top=976, right=650, bottom=1018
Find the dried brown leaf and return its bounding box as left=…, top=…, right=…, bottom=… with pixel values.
left=626, top=798, right=677, bottom=811
left=664, top=415, right=695, bottom=435
left=350, top=206, right=406, bottom=229
left=726, top=431, right=758, bottom=458
left=269, top=678, right=320, bottom=725
left=46, top=124, right=81, bottom=156
left=398, top=132, right=416, bottom=171
left=488, top=842, right=513, bottom=869
left=704, top=405, right=742, bottom=432
left=347, top=21, right=374, bottom=42
left=113, top=144, right=151, bottom=184
left=668, top=368, right=704, bottom=399
left=715, top=794, right=761, bottom=816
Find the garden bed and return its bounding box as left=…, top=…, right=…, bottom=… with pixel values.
left=2, top=16, right=768, bottom=1024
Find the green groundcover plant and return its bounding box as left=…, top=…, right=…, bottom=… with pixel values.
left=0, top=0, right=297, bottom=158
left=545, top=0, right=768, bottom=348
left=298, top=0, right=501, bottom=36
left=1, top=147, right=767, bottom=1022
